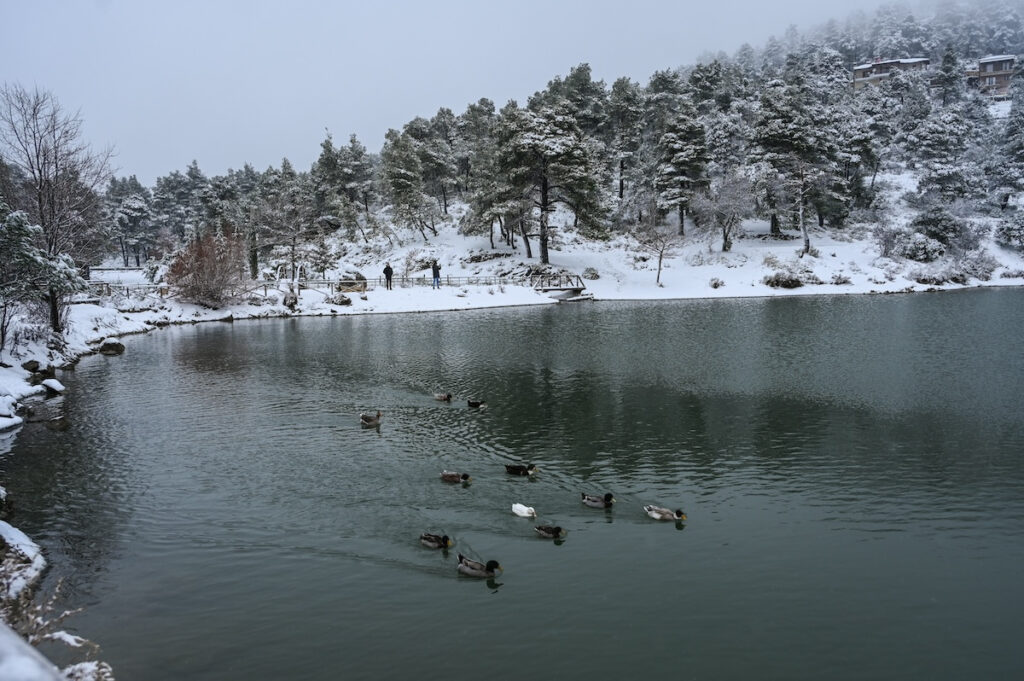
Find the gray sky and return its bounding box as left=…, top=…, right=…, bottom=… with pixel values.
left=3, top=0, right=884, bottom=186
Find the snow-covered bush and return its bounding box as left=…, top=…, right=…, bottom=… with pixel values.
left=908, top=263, right=968, bottom=285
left=763, top=271, right=803, bottom=288
left=1000, top=269, right=1024, bottom=279
left=709, top=277, right=725, bottom=289
left=910, top=206, right=985, bottom=252
left=831, top=273, right=852, bottom=285
left=994, top=213, right=1024, bottom=250
left=581, top=267, right=600, bottom=280
left=878, top=226, right=946, bottom=262
left=956, top=250, right=999, bottom=281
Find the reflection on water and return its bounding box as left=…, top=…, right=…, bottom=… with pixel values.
left=2, top=289, right=1023, bottom=680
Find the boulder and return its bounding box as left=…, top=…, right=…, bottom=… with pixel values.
left=98, top=338, right=126, bottom=355
left=41, top=378, right=66, bottom=395
left=582, top=267, right=600, bottom=280
left=20, top=360, right=40, bottom=373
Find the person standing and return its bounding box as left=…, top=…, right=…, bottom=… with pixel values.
left=383, top=262, right=394, bottom=290
left=431, top=261, right=441, bottom=289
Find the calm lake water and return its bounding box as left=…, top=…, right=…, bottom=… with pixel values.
left=3, top=290, right=1024, bottom=680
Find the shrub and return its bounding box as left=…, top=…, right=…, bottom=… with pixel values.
left=166, top=233, right=248, bottom=307
left=763, top=271, right=803, bottom=288
left=956, top=250, right=999, bottom=281
left=999, top=269, right=1024, bottom=279
left=994, top=213, right=1024, bottom=249
left=709, top=277, right=725, bottom=289
left=831, top=273, right=852, bottom=285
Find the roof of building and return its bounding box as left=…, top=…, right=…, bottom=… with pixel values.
left=979, top=54, right=1016, bottom=63
left=853, top=57, right=929, bottom=70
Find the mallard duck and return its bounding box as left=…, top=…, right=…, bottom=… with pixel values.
left=643, top=505, right=686, bottom=521
left=457, top=553, right=502, bottom=578
left=505, top=463, right=538, bottom=476
left=420, top=533, right=454, bottom=549
left=534, top=525, right=566, bottom=539
left=511, top=503, right=537, bottom=518
left=582, top=492, right=615, bottom=508
left=467, top=399, right=487, bottom=408
left=434, top=392, right=453, bottom=402
left=359, top=410, right=383, bottom=427
left=440, top=470, right=471, bottom=483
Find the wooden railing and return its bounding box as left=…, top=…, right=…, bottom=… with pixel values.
left=81, top=274, right=528, bottom=300
left=529, top=273, right=586, bottom=291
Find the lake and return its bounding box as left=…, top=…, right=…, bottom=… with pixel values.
left=3, top=289, right=1024, bottom=680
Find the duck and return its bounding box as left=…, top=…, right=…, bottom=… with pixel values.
left=512, top=503, right=537, bottom=518
left=534, top=525, right=566, bottom=539
left=467, top=399, right=487, bottom=408
left=505, top=463, right=538, bottom=476
left=359, top=410, right=383, bottom=427
left=433, top=392, right=453, bottom=402
left=457, top=553, right=502, bottom=578
left=440, top=470, right=471, bottom=483
left=581, top=492, right=616, bottom=508
left=420, top=533, right=454, bottom=549
left=643, top=505, right=687, bottom=521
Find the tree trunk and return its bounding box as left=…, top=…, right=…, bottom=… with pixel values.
left=656, top=250, right=664, bottom=284
left=441, top=185, right=449, bottom=215
left=619, top=159, right=625, bottom=199
left=678, top=204, right=686, bottom=236
left=798, top=181, right=810, bottom=256
left=519, top=218, right=533, bottom=259
left=48, top=286, right=61, bottom=332
left=539, top=174, right=550, bottom=264
left=120, top=237, right=129, bottom=267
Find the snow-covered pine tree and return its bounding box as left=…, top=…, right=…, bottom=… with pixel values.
left=380, top=128, right=435, bottom=242
left=496, top=101, right=605, bottom=264
left=607, top=77, right=644, bottom=203
left=935, top=45, right=964, bottom=107
left=656, top=97, right=708, bottom=235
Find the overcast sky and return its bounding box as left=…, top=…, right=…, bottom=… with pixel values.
left=3, top=0, right=886, bottom=186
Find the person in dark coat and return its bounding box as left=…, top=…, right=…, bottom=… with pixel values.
left=383, top=262, right=394, bottom=290
left=431, top=261, right=441, bottom=289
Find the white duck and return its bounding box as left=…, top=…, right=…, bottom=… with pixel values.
left=511, top=503, right=537, bottom=518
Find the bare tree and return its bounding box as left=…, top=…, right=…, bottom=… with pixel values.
left=0, top=84, right=112, bottom=331
left=692, top=172, right=755, bottom=252
left=635, top=220, right=684, bottom=285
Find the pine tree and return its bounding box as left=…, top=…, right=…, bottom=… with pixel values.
left=656, top=99, right=708, bottom=234
left=380, top=128, right=435, bottom=242
left=936, top=45, right=964, bottom=107
left=497, top=102, right=605, bottom=264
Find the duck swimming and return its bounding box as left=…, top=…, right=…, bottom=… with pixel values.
left=359, top=410, right=383, bottom=427
left=643, top=505, right=686, bottom=521
left=420, top=533, right=454, bottom=549
left=440, top=471, right=471, bottom=483
left=467, top=399, right=487, bottom=408
left=581, top=492, right=615, bottom=508
left=457, top=553, right=502, bottom=578
left=505, top=463, right=538, bottom=476
left=511, top=503, right=537, bottom=518
left=434, top=393, right=453, bottom=402
left=534, top=525, right=566, bottom=539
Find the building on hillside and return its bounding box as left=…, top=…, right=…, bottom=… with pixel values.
left=966, top=55, right=1016, bottom=98
left=852, top=57, right=930, bottom=90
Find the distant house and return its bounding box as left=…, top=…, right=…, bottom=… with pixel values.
left=852, top=57, right=930, bottom=90
left=966, top=55, right=1016, bottom=98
